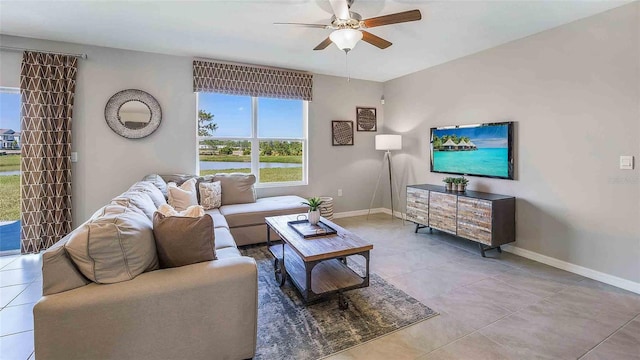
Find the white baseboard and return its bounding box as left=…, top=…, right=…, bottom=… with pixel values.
left=333, top=208, right=386, bottom=219
left=502, top=244, right=640, bottom=295
left=334, top=208, right=406, bottom=220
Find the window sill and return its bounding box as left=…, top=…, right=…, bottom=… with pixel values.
left=256, top=181, right=308, bottom=189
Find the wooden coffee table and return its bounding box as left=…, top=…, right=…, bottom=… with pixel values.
left=265, top=214, right=373, bottom=309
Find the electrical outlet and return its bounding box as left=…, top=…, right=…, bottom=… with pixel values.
left=338, top=189, right=343, bottom=197
left=71, top=152, right=78, bottom=163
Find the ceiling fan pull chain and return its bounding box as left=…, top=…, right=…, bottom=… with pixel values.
left=345, top=51, right=350, bottom=82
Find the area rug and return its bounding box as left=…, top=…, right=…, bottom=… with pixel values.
left=241, top=245, right=438, bottom=360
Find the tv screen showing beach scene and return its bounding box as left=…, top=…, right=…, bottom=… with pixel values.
left=430, top=122, right=514, bottom=179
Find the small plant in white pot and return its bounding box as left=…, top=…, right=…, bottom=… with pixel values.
left=442, top=177, right=455, bottom=191
left=457, top=177, right=469, bottom=191
left=302, top=197, right=324, bottom=225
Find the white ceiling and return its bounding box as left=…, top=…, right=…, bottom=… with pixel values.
left=0, top=0, right=631, bottom=82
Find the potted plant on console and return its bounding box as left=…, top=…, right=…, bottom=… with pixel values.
left=442, top=177, right=454, bottom=191
left=457, top=177, right=469, bottom=192
left=302, top=197, right=324, bottom=225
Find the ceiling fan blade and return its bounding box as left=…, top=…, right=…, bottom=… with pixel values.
left=273, top=22, right=330, bottom=29
left=313, top=37, right=333, bottom=50
left=361, top=31, right=392, bottom=49
left=363, top=9, right=422, bottom=28
left=329, top=0, right=350, bottom=20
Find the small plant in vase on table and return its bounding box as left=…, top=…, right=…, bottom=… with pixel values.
left=442, top=177, right=455, bottom=191
left=457, top=177, right=469, bottom=191
left=302, top=197, right=324, bottom=225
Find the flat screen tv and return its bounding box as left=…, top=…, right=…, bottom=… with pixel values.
left=430, top=121, right=514, bottom=180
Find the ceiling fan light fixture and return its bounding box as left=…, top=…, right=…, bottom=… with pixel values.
left=330, top=29, right=363, bottom=52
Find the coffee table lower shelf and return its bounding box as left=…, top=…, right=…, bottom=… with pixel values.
left=269, top=243, right=370, bottom=306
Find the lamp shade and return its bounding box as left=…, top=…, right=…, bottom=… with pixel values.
left=330, top=29, right=363, bottom=51
left=375, top=134, right=402, bottom=151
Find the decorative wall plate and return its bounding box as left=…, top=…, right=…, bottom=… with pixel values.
left=332, top=120, right=354, bottom=146
left=356, top=107, right=377, bottom=131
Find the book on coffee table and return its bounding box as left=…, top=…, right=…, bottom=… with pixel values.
left=287, top=220, right=337, bottom=238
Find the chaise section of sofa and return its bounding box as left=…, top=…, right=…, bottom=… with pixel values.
left=157, top=174, right=308, bottom=246
left=218, top=195, right=309, bottom=246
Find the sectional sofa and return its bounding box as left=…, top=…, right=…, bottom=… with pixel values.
left=34, top=173, right=308, bottom=360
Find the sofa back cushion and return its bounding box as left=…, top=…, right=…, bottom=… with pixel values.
left=111, top=191, right=157, bottom=221
left=128, top=181, right=167, bottom=208
left=41, top=231, right=91, bottom=296
left=161, top=174, right=196, bottom=186
left=213, top=173, right=257, bottom=205
left=152, top=212, right=215, bottom=268
left=65, top=205, right=159, bottom=284
left=142, top=174, right=168, bottom=198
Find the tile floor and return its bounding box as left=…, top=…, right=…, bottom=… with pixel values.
left=0, top=214, right=638, bottom=360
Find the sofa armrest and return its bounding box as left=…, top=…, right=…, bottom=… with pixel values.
left=34, top=257, right=258, bottom=360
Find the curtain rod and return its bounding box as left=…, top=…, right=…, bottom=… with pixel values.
left=0, top=46, right=87, bottom=59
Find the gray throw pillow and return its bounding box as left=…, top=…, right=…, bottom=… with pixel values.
left=152, top=212, right=215, bottom=268
left=65, top=206, right=159, bottom=284
left=213, top=173, right=257, bottom=205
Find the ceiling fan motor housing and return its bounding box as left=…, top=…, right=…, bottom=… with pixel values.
left=331, top=12, right=363, bottom=29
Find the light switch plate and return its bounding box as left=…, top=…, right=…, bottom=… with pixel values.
left=620, top=155, right=633, bottom=170
left=71, top=152, right=78, bottom=163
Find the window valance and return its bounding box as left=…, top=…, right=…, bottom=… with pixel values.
left=193, top=60, right=313, bottom=101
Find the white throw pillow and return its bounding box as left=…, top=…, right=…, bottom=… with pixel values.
left=167, top=178, right=198, bottom=211
left=157, top=204, right=205, bottom=218
left=199, top=181, right=222, bottom=210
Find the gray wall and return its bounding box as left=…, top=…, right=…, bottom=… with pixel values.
left=0, top=35, right=384, bottom=224
left=383, top=3, right=640, bottom=283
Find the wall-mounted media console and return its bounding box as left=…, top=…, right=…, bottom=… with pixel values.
left=406, top=184, right=516, bottom=257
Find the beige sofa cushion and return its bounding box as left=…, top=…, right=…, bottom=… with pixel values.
left=142, top=174, right=168, bottom=197
left=167, top=178, right=198, bottom=211
left=214, top=227, right=236, bottom=250
left=65, top=206, right=159, bottom=284
left=111, top=191, right=157, bottom=221
left=153, top=212, right=216, bottom=268
left=219, top=195, right=308, bottom=228
left=215, top=247, right=242, bottom=259
left=205, top=208, right=229, bottom=229
left=128, top=181, right=167, bottom=207
left=41, top=232, right=91, bottom=296
left=213, top=173, right=256, bottom=205
left=161, top=174, right=197, bottom=186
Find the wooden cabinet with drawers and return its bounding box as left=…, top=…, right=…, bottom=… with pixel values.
left=406, top=184, right=515, bottom=256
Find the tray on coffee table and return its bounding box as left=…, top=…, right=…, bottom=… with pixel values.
left=287, top=220, right=337, bottom=238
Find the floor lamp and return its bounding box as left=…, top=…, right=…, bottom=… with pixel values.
left=368, top=134, right=403, bottom=221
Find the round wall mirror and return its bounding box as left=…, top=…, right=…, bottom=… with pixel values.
left=119, top=100, right=151, bottom=129
left=105, top=89, right=161, bottom=139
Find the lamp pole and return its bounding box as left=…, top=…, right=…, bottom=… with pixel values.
left=386, top=150, right=394, bottom=219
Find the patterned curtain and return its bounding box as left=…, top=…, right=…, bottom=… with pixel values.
left=20, top=51, right=78, bottom=253
left=193, top=60, right=313, bottom=101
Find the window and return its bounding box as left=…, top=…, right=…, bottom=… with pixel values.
left=0, top=87, right=22, bottom=253
left=197, top=93, right=307, bottom=186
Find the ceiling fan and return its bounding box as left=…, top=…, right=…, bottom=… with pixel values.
left=275, top=0, right=422, bottom=53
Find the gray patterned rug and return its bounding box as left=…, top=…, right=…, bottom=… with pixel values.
left=241, top=245, right=438, bottom=360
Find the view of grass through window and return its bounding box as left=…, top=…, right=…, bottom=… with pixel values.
left=0, top=89, right=21, bottom=252
left=198, top=93, right=305, bottom=184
